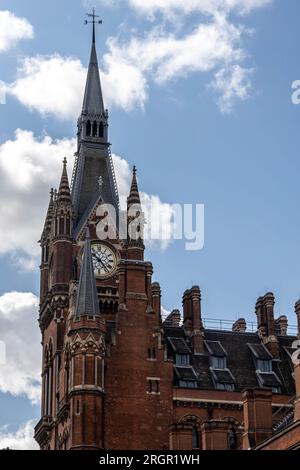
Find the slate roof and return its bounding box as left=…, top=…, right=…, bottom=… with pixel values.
left=174, top=367, right=198, bottom=381
left=163, top=324, right=297, bottom=395
left=75, top=228, right=100, bottom=316
left=211, top=368, right=235, bottom=384
left=168, top=337, right=191, bottom=354
left=204, top=340, right=227, bottom=357
left=257, top=372, right=281, bottom=388
left=248, top=343, right=272, bottom=359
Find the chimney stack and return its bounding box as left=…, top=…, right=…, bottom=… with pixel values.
left=255, top=293, right=279, bottom=358
left=275, top=316, right=288, bottom=336
left=169, top=309, right=181, bottom=327
left=232, top=318, right=247, bottom=333
left=182, top=286, right=204, bottom=353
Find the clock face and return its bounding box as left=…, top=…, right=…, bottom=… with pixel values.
left=91, top=243, right=117, bottom=278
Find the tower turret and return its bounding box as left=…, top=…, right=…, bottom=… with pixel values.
left=127, top=166, right=145, bottom=260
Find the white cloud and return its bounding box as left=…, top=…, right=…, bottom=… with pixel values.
left=0, top=10, right=33, bottom=53
left=100, top=0, right=271, bottom=16
left=106, top=14, right=244, bottom=83
left=161, top=306, right=171, bottom=320
left=114, top=154, right=175, bottom=252
left=9, top=0, right=270, bottom=116
left=0, top=292, right=40, bottom=403
left=0, top=129, right=76, bottom=267
left=8, top=17, right=248, bottom=115
left=9, top=53, right=147, bottom=119
left=0, top=420, right=38, bottom=450
left=91, top=0, right=270, bottom=112
left=9, top=55, right=86, bottom=120
left=211, top=64, right=254, bottom=113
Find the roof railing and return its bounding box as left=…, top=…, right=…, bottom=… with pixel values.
left=202, top=318, right=298, bottom=336
left=162, top=316, right=298, bottom=336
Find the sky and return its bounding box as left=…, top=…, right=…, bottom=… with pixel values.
left=0, top=0, right=300, bottom=449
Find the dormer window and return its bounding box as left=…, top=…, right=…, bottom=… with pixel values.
left=248, top=343, right=282, bottom=392
left=216, top=382, right=234, bottom=391
left=176, top=354, right=190, bottom=367
left=212, top=356, right=226, bottom=369
left=257, top=359, right=272, bottom=373
left=179, top=380, right=197, bottom=388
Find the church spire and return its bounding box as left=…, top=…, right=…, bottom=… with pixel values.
left=57, top=157, right=71, bottom=203
left=42, top=188, right=54, bottom=238
left=82, top=10, right=104, bottom=116
left=127, top=166, right=141, bottom=207
left=71, top=12, right=119, bottom=231
left=75, top=228, right=100, bottom=316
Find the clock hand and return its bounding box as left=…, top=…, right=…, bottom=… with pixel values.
left=94, top=253, right=109, bottom=273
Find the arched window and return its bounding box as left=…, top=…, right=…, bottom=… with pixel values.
left=178, top=416, right=203, bottom=450
left=92, top=121, right=98, bottom=137
left=86, top=120, right=91, bottom=136
left=192, top=426, right=199, bottom=449
left=99, top=121, right=104, bottom=138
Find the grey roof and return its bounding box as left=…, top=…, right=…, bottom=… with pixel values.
left=211, top=368, right=235, bottom=384
left=164, top=325, right=297, bottom=394
left=174, top=367, right=198, bottom=381
left=248, top=343, right=272, bottom=360
left=168, top=337, right=191, bottom=354
left=82, top=37, right=104, bottom=115
left=75, top=228, right=100, bottom=316
left=257, top=372, right=281, bottom=388
left=205, top=340, right=227, bottom=357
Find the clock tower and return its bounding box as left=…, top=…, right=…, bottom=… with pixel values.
left=34, top=14, right=173, bottom=450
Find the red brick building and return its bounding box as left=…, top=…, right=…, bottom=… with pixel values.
left=34, top=26, right=300, bottom=451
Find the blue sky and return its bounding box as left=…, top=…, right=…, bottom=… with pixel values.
left=0, top=0, right=300, bottom=448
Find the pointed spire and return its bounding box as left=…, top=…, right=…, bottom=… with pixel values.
left=42, top=188, right=54, bottom=237
left=127, top=166, right=141, bottom=206
left=82, top=26, right=105, bottom=115
left=57, top=158, right=71, bottom=202
left=75, top=228, right=100, bottom=317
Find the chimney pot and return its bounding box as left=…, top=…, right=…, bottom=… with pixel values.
left=232, top=318, right=247, bottom=333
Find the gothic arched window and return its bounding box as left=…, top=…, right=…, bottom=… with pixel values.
left=86, top=120, right=91, bottom=136
left=99, top=121, right=104, bottom=138
left=92, top=121, right=98, bottom=137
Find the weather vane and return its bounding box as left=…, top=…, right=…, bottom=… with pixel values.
left=84, top=8, right=102, bottom=43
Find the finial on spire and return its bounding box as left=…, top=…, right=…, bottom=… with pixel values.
left=50, top=188, right=54, bottom=199
left=84, top=8, right=102, bottom=44
left=63, top=157, right=67, bottom=168
left=127, top=164, right=141, bottom=206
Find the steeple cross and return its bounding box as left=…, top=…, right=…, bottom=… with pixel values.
left=84, top=8, right=102, bottom=43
